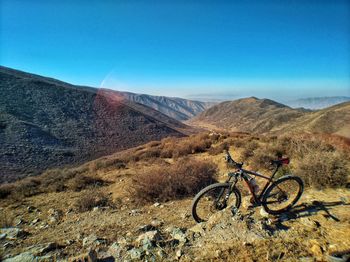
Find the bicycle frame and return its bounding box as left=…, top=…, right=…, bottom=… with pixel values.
left=228, top=164, right=281, bottom=205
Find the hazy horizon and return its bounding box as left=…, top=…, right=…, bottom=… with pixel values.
left=1, top=0, right=349, bottom=100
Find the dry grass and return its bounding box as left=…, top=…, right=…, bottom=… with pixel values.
left=74, top=191, right=112, bottom=212
left=131, top=158, right=218, bottom=202
left=0, top=212, right=14, bottom=228
left=235, top=134, right=350, bottom=188
left=66, top=174, right=106, bottom=192
left=208, top=142, right=229, bottom=155
left=0, top=167, right=107, bottom=199
left=294, top=151, right=349, bottom=189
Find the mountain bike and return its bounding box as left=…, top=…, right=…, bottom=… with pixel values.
left=191, top=148, right=304, bottom=223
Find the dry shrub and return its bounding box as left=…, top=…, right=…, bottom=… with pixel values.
left=74, top=191, right=111, bottom=212
left=0, top=184, right=14, bottom=199
left=241, top=140, right=259, bottom=159
left=132, top=158, right=218, bottom=202
left=138, top=147, right=162, bottom=159
left=0, top=212, right=13, bottom=227
left=147, top=141, right=161, bottom=148
left=294, top=151, right=349, bottom=189
left=248, top=149, right=275, bottom=171
left=67, top=174, right=106, bottom=192
left=230, top=138, right=245, bottom=148
left=40, top=169, right=73, bottom=192
left=14, top=178, right=42, bottom=198
left=93, top=158, right=126, bottom=170
left=208, top=142, right=229, bottom=155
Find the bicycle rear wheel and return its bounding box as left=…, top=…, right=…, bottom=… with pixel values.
left=262, top=176, right=303, bottom=214
left=191, top=183, right=241, bottom=223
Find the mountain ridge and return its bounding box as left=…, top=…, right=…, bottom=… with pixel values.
left=0, top=66, right=192, bottom=183
left=188, top=96, right=350, bottom=137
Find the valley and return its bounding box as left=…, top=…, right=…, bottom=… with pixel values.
left=1, top=67, right=350, bottom=261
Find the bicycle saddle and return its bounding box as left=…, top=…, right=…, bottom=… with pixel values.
left=271, top=158, right=290, bottom=165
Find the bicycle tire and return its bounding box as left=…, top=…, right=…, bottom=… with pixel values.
left=262, top=176, right=303, bottom=215
left=191, top=183, right=241, bottom=223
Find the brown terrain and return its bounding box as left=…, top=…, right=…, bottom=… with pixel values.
left=0, top=67, right=195, bottom=183
left=188, top=97, right=350, bottom=138
left=1, top=67, right=350, bottom=261
left=1, top=132, right=349, bottom=261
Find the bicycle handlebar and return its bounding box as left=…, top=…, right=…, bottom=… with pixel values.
left=224, top=148, right=243, bottom=168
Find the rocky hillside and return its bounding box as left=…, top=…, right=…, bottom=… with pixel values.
left=188, top=97, right=350, bottom=138
left=111, top=90, right=215, bottom=121
left=0, top=66, right=192, bottom=183
left=286, top=96, right=350, bottom=110
left=1, top=132, right=349, bottom=261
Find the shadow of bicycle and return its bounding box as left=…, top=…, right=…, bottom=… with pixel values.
left=262, top=200, right=350, bottom=235
left=277, top=200, right=350, bottom=222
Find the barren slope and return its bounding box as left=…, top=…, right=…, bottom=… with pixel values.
left=188, top=97, right=350, bottom=138
left=0, top=66, right=191, bottom=182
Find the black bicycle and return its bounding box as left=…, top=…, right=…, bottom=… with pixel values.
left=191, top=148, right=304, bottom=223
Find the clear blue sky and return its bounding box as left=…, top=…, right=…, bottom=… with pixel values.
left=1, top=0, right=349, bottom=101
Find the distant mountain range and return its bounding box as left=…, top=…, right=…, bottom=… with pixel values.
left=285, top=96, right=350, bottom=110
left=0, top=66, right=193, bottom=182
left=1, top=66, right=349, bottom=182
left=188, top=97, right=350, bottom=137
left=111, top=91, right=215, bottom=121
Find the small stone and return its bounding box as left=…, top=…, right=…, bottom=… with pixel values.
left=171, top=228, right=187, bottom=243
left=157, top=249, right=166, bottom=258
left=2, top=252, right=35, bottom=262
left=27, top=206, right=36, bottom=213
left=14, top=218, right=23, bottom=226
left=38, top=224, right=49, bottom=229
left=153, top=202, right=161, bottom=207
left=26, top=242, right=57, bottom=256
left=176, top=249, right=182, bottom=259
left=31, top=218, right=40, bottom=225
left=138, top=224, right=155, bottom=232
left=141, top=238, right=154, bottom=251
left=65, top=239, right=74, bottom=245
left=259, top=207, right=269, bottom=218
left=92, top=207, right=100, bottom=212
left=83, top=235, right=98, bottom=247
left=108, top=242, right=122, bottom=258
left=0, top=233, right=6, bottom=240
left=128, top=248, right=143, bottom=260
left=3, top=242, right=13, bottom=248
left=48, top=216, right=58, bottom=224
left=151, top=220, right=163, bottom=228
left=129, top=209, right=141, bottom=216
left=188, top=223, right=205, bottom=236
left=136, top=230, right=160, bottom=245
left=0, top=228, right=27, bottom=240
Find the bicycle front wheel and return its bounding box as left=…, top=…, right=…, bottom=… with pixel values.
left=262, top=176, right=303, bottom=215
left=191, top=183, right=241, bottom=223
